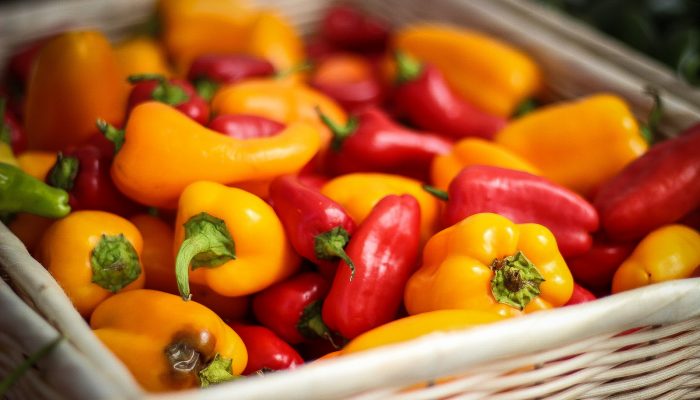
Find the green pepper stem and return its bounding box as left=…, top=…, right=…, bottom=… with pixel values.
left=394, top=51, right=424, bottom=84
left=513, top=98, right=538, bottom=118
left=46, top=153, right=79, bottom=191
left=91, top=234, right=142, bottom=293
left=127, top=73, right=167, bottom=84
left=314, top=227, right=355, bottom=280
left=422, top=184, right=449, bottom=201
left=198, top=353, right=237, bottom=388
left=490, top=251, right=545, bottom=310
left=316, top=107, right=359, bottom=151
left=640, top=86, right=663, bottom=145
left=194, top=79, right=219, bottom=103
left=297, top=301, right=338, bottom=348
left=0, top=336, right=63, bottom=396
left=96, top=119, right=125, bottom=153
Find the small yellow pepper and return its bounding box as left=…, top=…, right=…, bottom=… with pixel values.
left=247, top=11, right=305, bottom=76
left=16, top=150, right=57, bottom=180
left=114, top=36, right=173, bottom=77
left=431, top=138, right=541, bottom=190
left=495, top=94, right=648, bottom=197
left=91, top=289, right=247, bottom=392
left=321, top=173, right=441, bottom=244
left=612, top=225, right=700, bottom=293
left=405, top=213, right=573, bottom=318
left=36, top=210, right=145, bottom=318
left=174, top=181, right=300, bottom=300
left=394, top=24, right=542, bottom=117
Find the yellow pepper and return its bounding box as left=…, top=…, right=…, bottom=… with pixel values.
left=394, top=24, right=541, bottom=117
left=16, top=150, right=57, bottom=180
left=612, top=225, right=700, bottom=293
left=321, top=173, right=441, bottom=244
left=110, top=101, right=320, bottom=208
left=247, top=11, right=305, bottom=76
left=36, top=211, right=145, bottom=318
left=174, top=181, right=300, bottom=300
left=405, top=213, right=573, bottom=318
left=495, top=94, right=648, bottom=197
left=114, top=36, right=173, bottom=77
left=431, top=138, right=541, bottom=190
left=91, top=289, right=247, bottom=392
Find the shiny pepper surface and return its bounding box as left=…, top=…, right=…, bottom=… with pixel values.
left=36, top=211, right=145, bottom=317
left=405, top=213, right=573, bottom=317
left=174, top=181, right=300, bottom=300
left=91, top=289, right=247, bottom=392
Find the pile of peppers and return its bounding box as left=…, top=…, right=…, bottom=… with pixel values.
left=2, top=0, right=699, bottom=394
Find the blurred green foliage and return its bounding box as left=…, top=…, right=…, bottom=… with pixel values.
left=538, top=0, right=700, bottom=85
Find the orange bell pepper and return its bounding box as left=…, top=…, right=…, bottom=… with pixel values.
left=495, top=94, right=648, bottom=197
left=612, top=225, right=700, bottom=293
left=110, top=101, right=320, bottom=208
left=36, top=210, right=145, bottom=318
left=91, top=289, right=247, bottom=392
left=129, top=214, right=177, bottom=293
left=114, top=36, right=173, bottom=77
left=431, top=138, right=540, bottom=190
left=16, top=151, right=57, bottom=180
left=393, top=24, right=541, bottom=117
left=24, top=31, right=128, bottom=151
left=321, top=172, right=441, bottom=244
left=174, top=181, right=300, bottom=300
left=405, top=213, right=573, bottom=318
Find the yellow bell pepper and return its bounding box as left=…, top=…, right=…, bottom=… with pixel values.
left=321, top=173, right=441, bottom=244
left=114, top=36, right=173, bottom=77
left=174, top=181, right=300, bottom=300
left=91, top=289, right=247, bottom=392
left=394, top=24, right=542, bottom=117
left=36, top=211, right=145, bottom=318
left=495, top=94, right=648, bottom=197
left=612, top=225, right=700, bottom=293
left=431, top=138, right=541, bottom=190
left=405, top=213, right=573, bottom=318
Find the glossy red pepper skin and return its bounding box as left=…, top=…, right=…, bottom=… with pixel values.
left=393, top=54, right=507, bottom=140
left=321, top=5, right=390, bottom=52
left=322, top=194, right=421, bottom=339
left=320, top=107, right=453, bottom=181
left=127, top=75, right=209, bottom=125
left=45, top=144, right=142, bottom=216
left=443, top=165, right=599, bottom=257
left=228, top=323, right=303, bottom=375
left=565, top=238, right=635, bottom=293
left=594, top=124, right=700, bottom=241
left=565, top=283, right=597, bottom=306
left=269, top=175, right=357, bottom=278
left=208, top=114, right=285, bottom=140
left=1, top=102, right=27, bottom=154
left=252, top=272, right=331, bottom=345
left=187, top=54, right=275, bottom=85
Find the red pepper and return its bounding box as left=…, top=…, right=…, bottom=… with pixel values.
left=320, top=5, right=390, bottom=52
left=269, top=175, right=356, bottom=278
left=565, top=283, right=597, bottom=306
left=322, top=194, right=421, bottom=339
left=318, top=107, right=453, bottom=181
left=309, top=54, right=385, bottom=113
left=393, top=52, right=507, bottom=140
left=565, top=238, right=635, bottom=293
left=127, top=74, right=209, bottom=125
left=186, top=54, right=275, bottom=101
left=438, top=165, right=599, bottom=257
left=208, top=114, right=285, bottom=140
left=594, top=124, right=700, bottom=241
left=252, top=272, right=331, bottom=345
left=228, top=323, right=303, bottom=375
left=1, top=99, right=27, bottom=154
left=45, top=144, right=142, bottom=216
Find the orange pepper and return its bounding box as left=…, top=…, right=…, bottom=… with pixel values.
left=91, top=289, right=247, bottom=391
left=394, top=24, right=541, bottom=117
left=247, top=11, right=305, bottom=77
left=431, top=138, right=541, bottom=190
left=36, top=210, right=145, bottom=318
left=16, top=151, right=57, bottom=180
left=494, top=94, right=648, bottom=197
left=114, top=36, right=173, bottom=77
left=110, top=101, right=320, bottom=208
left=129, top=214, right=177, bottom=294
left=24, top=31, right=128, bottom=151
left=313, top=54, right=375, bottom=84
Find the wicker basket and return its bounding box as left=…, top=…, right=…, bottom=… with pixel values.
left=1, top=0, right=699, bottom=399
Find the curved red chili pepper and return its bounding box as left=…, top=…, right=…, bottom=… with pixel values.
left=393, top=52, right=506, bottom=140
left=565, top=283, right=597, bottom=306
left=1, top=99, right=27, bottom=154
left=318, top=107, right=453, bottom=181
left=127, top=74, right=209, bottom=125
left=252, top=272, right=331, bottom=345
left=269, top=175, right=356, bottom=278
left=322, top=194, right=421, bottom=339
left=228, top=323, right=304, bottom=375
left=565, top=237, right=635, bottom=293
left=594, top=124, right=700, bottom=241
left=187, top=54, right=276, bottom=101
left=440, top=165, right=599, bottom=257
left=208, top=114, right=285, bottom=140
left=321, top=4, right=390, bottom=52
left=45, top=144, right=143, bottom=216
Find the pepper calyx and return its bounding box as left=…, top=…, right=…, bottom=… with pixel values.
left=46, top=153, right=79, bottom=191
left=91, top=234, right=142, bottom=293
left=297, top=300, right=336, bottom=347
left=490, top=251, right=544, bottom=310
left=394, top=51, right=424, bottom=84
left=316, top=107, right=359, bottom=151
left=96, top=119, right=125, bottom=153
left=198, top=354, right=237, bottom=388
left=314, top=227, right=355, bottom=280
